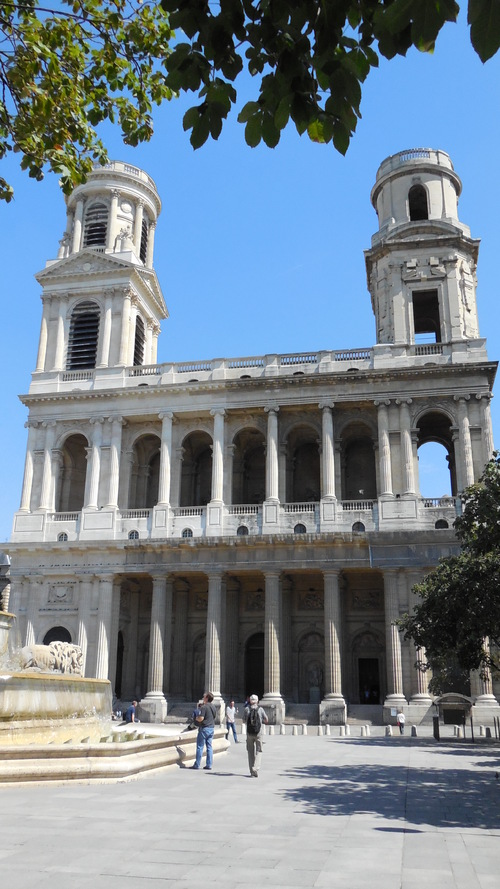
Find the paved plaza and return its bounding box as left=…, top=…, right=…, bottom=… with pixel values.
left=0, top=727, right=499, bottom=889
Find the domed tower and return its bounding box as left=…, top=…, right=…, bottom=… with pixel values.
left=33, top=161, right=167, bottom=376
left=365, top=148, right=481, bottom=348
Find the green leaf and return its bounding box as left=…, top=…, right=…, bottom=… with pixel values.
left=469, top=0, right=500, bottom=61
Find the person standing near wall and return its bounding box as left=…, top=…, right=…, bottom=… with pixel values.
left=226, top=699, right=239, bottom=743
left=245, top=694, right=268, bottom=777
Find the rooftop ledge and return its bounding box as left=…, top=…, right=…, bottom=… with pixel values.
left=28, top=340, right=490, bottom=396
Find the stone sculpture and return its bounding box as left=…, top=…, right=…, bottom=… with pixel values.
left=21, top=641, right=84, bottom=675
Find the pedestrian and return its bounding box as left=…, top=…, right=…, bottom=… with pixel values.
left=397, top=710, right=406, bottom=734
left=190, top=691, right=217, bottom=770
left=245, top=694, right=268, bottom=777
left=124, top=700, right=138, bottom=724
left=226, top=699, right=239, bottom=743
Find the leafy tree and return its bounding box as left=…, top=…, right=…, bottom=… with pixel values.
left=0, top=0, right=174, bottom=201
left=162, top=0, right=500, bottom=150
left=399, top=453, right=500, bottom=691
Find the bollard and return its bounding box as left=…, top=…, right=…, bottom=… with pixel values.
left=361, top=725, right=366, bottom=737
left=317, top=725, right=323, bottom=736
left=385, top=725, right=392, bottom=737
left=302, top=724, right=307, bottom=736
left=365, top=724, right=371, bottom=736
left=261, top=724, right=266, bottom=735
left=411, top=725, right=417, bottom=737
left=242, top=722, right=247, bottom=736
left=457, top=726, right=464, bottom=739
left=486, top=726, right=492, bottom=738
left=269, top=725, right=275, bottom=735
left=479, top=725, right=485, bottom=737
left=453, top=725, right=458, bottom=737
left=280, top=723, right=286, bottom=735
left=292, top=725, right=298, bottom=736
left=345, top=724, right=350, bottom=736
left=325, top=724, right=331, bottom=735
left=339, top=725, right=345, bottom=737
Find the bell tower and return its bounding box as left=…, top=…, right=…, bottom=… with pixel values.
left=365, top=149, right=481, bottom=349
left=32, top=161, right=167, bottom=377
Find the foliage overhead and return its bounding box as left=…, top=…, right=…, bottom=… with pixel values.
left=0, top=0, right=174, bottom=201
left=2, top=1, right=500, bottom=199
left=161, top=0, right=500, bottom=151
left=399, top=453, right=500, bottom=691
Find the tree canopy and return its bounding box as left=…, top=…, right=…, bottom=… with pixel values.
left=2, top=1, right=500, bottom=200
left=399, top=453, right=500, bottom=690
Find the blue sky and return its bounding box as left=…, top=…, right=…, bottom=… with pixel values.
left=1, top=12, right=499, bottom=542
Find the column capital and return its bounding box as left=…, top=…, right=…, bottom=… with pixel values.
left=319, top=401, right=335, bottom=411
left=25, top=419, right=39, bottom=430
left=395, top=398, right=412, bottom=406
left=107, top=415, right=126, bottom=427
left=89, top=416, right=105, bottom=426
left=374, top=399, right=391, bottom=408
left=210, top=408, right=226, bottom=418
left=158, top=411, right=174, bottom=422
left=264, top=404, right=280, bottom=414
left=453, top=393, right=471, bottom=403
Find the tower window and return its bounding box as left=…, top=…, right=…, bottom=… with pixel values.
left=83, top=202, right=108, bottom=247
left=408, top=184, right=429, bottom=221
left=412, top=289, right=441, bottom=344
left=133, top=316, right=145, bottom=366
left=140, top=216, right=149, bottom=263
left=67, top=301, right=100, bottom=370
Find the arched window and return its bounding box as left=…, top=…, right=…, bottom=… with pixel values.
left=140, top=216, right=149, bottom=263
left=133, top=316, right=145, bottom=366
left=352, top=521, right=365, bottom=533
left=294, top=523, right=307, bottom=534
left=57, top=532, right=68, bottom=542
left=435, top=519, right=449, bottom=529
left=43, top=626, right=72, bottom=645
left=237, top=525, right=249, bottom=536
left=182, top=528, right=193, bottom=538
left=83, top=201, right=108, bottom=247
left=408, top=184, right=428, bottom=221
left=67, top=301, right=100, bottom=370
left=128, top=530, right=139, bottom=540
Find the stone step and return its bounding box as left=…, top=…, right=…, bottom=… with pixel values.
left=347, top=705, right=384, bottom=726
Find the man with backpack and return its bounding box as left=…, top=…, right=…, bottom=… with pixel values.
left=245, top=694, right=268, bottom=777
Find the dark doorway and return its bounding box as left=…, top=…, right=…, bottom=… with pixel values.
left=245, top=632, right=264, bottom=699
left=115, top=631, right=124, bottom=698
left=43, top=626, right=72, bottom=645
left=358, top=657, right=380, bottom=704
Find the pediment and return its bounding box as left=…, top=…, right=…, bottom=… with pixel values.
left=36, top=249, right=136, bottom=283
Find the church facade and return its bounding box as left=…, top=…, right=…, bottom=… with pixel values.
left=8, top=149, right=498, bottom=724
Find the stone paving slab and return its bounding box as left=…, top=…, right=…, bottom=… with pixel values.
left=0, top=729, right=499, bottom=888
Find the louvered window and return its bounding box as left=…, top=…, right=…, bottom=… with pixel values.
left=83, top=202, right=108, bottom=247
left=67, top=302, right=100, bottom=369
left=140, top=216, right=148, bottom=263
left=133, top=316, right=145, bottom=366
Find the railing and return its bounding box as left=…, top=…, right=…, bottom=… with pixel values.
left=49, top=512, right=80, bottom=522
left=121, top=509, right=151, bottom=519
left=281, top=354, right=317, bottom=366
left=228, top=357, right=265, bottom=369
left=177, top=361, right=212, bottom=374
left=398, top=148, right=431, bottom=162
left=173, top=507, right=204, bottom=516
left=341, top=500, right=375, bottom=511
left=414, top=343, right=443, bottom=356
left=421, top=497, right=454, bottom=509
left=228, top=505, right=259, bottom=515
left=62, top=370, right=95, bottom=382
left=129, top=365, right=163, bottom=377
left=283, top=502, right=318, bottom=513
left=333, top=348, right=371, bottom=361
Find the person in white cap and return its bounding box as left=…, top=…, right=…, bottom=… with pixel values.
left=244, top=694, right=268, bottom=777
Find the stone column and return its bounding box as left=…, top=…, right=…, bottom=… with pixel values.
left=25, top=576, right=41, bottom=647
left=146, top=221, right=156, bottom=267
left=170, top=583, right=188, bottom=697
left=117, top=288, right=132, bottom=367
left=107, top=189, right=120, bottom=251
left=407, top=571, right=432, bottom=703
left=35, top=297, right=50, bottom=372
left=158, top=412, right=173, bottom=505
left=145, top=321, right=154, bottom=365
left=210, top=409, right=225, bottom=503
left=133, top=201, right=144, bottom=254
left=127, top=298, right=138, bottom=367
left=71, top=198, right=84, bottom=253
left=108, top=580, right=121, bottom=696
left=85, top=418, right=104, bottom=509
left=262, top=571, right=285, bottom=722
left=321, top=570, right=345, bottom=722
left=478, top=394, right=495, bottom=466
left=472, top=639, right=500, bottom=707
left=141, top=575, right=168, bottom=722
left=205, top=573, right=224, bottom=717
left=19, top=420, right=39, bottom=511
left=455, top=395, right=475, bottom=488
left=375, top=400, right=393, bottom=496
left=106, top=416, right=124, bottom=508
left=77, top=576, right=94, bottom=675
left=383, top=569, right=406, bottom=707
left=38, top=421, right=57, bottom=510
left=265, top=407, right=279, bottom=501
left=163, top=577, right=173, bottom=694
left=95, top=575, right=114, bottom=680
left=398, top=399, right=415, bottom=494
left=97, top=291, right=113, bottom=368
left=320, top=402, right=336, bottom=498
left=52, top=295, right=67, bottom=372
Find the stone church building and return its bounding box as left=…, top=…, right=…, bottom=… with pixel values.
left=7, top=149, right=499, bottom=724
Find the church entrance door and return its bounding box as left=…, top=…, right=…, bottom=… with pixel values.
left=244, top=632, right=264, bottom=699
left=358, top=657, right=380, bottom=704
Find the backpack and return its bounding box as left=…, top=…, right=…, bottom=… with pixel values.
left=247, top=707, right=261, bottom=735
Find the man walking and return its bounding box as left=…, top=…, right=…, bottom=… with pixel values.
left=191, top=692, right=217, bottom=770
left=226, top=699, right=239, bottom=743
left=245, top=694, right=268, bottom=777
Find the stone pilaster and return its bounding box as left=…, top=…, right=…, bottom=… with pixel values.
left=141, top=575, right=168, bottom=722
left=205, top=573, right=224, bottom=719
left=321, top=569, right=346, bottom=724
left=455, top=395, right=475, bottom=488
left=77, top=576, right=94, bottom=675
left=38, top=421, right=57, bottom=510
left=106, top=416, right=125, bottom=508
left=95, top=576, right=114, bottom=681
left=398, top=399, right=415, bottom=494
left=383, top=569, right=406, bottom=708
left=375, top=400, right=393, bottom=496
left=262, top=571, right=285, bottom=723
left=19, top=420, right=39, bottom=511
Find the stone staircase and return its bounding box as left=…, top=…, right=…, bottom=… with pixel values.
left=346, top=705, right=384, bottom=726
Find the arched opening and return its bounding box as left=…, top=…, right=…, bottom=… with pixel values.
left=57, top=532, right=69, bottom=542
left=417, top=416, right=455, bottom=496
left=67, top=301, right=100, bottom=370
left=128, top=434, right=161, bottom=508
left=180, top=431, right=213, bottom=507
left=57, top=433, right=88, bottom=512
left=128, top=530, right=139, bottom=540
left=341, top=426, right=377, bottom=500
left=232, top=428, right=265, bottom=504
left=83, top=201, right=108, bottom=247
left=237, top=525, right=249, bottom=536
left=140, top=215, right=149, bottom=264
left=294, top=523, right=307, bottom=534
left=352, top=521, right=365, bottom=533
left=435, top=519, right=449, bottom=529
left=133, top=316, right=145, bottom=366
left=352, top=629, right=384, bottom=704
left=115, top=630, right=124, bottom=698
left=297, top=632, right=324, bottom=703
left=182, top=527, right=193, bottom=538
left=244, top=632, right=264, bottom=699
left=412, top=289, right=441, bottom=344
left=43, top=626, right=72, bottom=645
left=408, top=184, right=428, bottom=221
left=286, top=425, right=320, bottom=502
